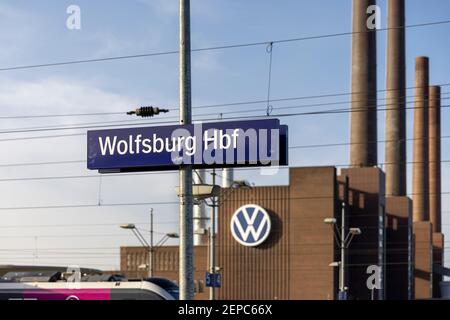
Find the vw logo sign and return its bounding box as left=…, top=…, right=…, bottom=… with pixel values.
left=230, top=204, right=271, bottom=247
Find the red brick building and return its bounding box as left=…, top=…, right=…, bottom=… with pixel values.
left=120, top=166, right=436, bottom=300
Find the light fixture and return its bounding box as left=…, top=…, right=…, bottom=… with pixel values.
left=166, top=233, right=179, bottom=239
left=120, top=223, right=136, bottom=230
left=349, top=228, right=362, bottom=235
left=231, top=180, right=252, bottom=189
left=329, top=262, right=340, bottom=267
left=323, top=218, right=337, bottom=225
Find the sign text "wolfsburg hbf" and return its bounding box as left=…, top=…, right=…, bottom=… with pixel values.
left=87, top=119, right=288, bottom=173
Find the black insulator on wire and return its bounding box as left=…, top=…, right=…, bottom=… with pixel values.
left=127, top=106, right=169, bottom=117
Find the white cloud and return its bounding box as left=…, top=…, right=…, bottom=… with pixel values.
left=0, top=77, right=139, bottom=121
left=0, top=77, right=180, bottom=269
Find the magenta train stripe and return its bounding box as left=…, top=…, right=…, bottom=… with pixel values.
left=23, top=289, right=111, bottom=300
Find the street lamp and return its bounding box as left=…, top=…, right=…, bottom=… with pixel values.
left=120, top=223, right=136, bottom=229
left=349, top=228, right=362, bottom=235
left=156, top=232, right=179, bottom=247
left=323, top=218, right=337, bottom=225
left=324, top=202, right=362, bottom=300
left=120, top=212, right=178, bottom=278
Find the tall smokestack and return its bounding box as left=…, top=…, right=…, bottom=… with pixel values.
left=385, top=0, right=406, bottom=196
left=222, top=168, right=234, bottom=188
left=412, top=57, right=430, bottom=222
left=429, top=86, right=441, bottom=232
left=350, top=0, right=378, bottom=167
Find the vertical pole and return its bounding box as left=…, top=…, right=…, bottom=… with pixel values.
left=179, top=0, right=194, bottom=300
left=210, top=169, right=217, bottom=300
left=149, top=209, right=154, bottom=278
left=340, top=201, right=346, bottom=299
left=339, top=176, right=349, bottom=300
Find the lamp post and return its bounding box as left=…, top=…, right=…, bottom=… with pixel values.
left=120, top=216, right=179, bottom=278
left=324, top=202, right=362, bottom=300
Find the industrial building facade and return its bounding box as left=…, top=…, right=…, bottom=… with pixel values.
left=121, top=166, right=413, bottom=300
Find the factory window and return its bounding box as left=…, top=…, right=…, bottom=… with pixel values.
left=168, top=252, right=173, bottom=270
left=162, top=252, right=168, bottom=271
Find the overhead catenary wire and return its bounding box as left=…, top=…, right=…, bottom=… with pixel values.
left=1, top=86, right=449, bottom=122
left=1, top=158, right=450, bottom=181
left=0, top=19, right=449, bottom=72
left=0, top=221, right=177, bottom=229
left=0, top=232, right=169, bottom=239
left=1, top=192, right=450, bottom=212
left=1, top=133, right=450, bottom=170
left=1, top=98, right=450, bottom=136
left=2, top=94, right=449, bottom=134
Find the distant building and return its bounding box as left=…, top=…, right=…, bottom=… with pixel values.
left=120, top=166, right=429, bottom=300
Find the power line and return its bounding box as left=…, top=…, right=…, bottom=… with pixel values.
left=0, top=171, right=170, bottom=182
left=0, top=232, right=169, bottom=239
left=0, top=160, right=84, bottom=168
left=191, top=85, right=450, bottom=111
left=1, top=19, right=449, bottom=72
left=0, top=158, right=449, bottom=182
left=1, top=87, right=449, bottom=123
left=0, top=247, right=123, bottom=251
left=2, top=94, right=449, bottom=134
left=0, top=133, right=86, bottom=143
left=1, top=100, right=450, bottom=136
left=1, top=192, right=450, bottom=212
left=0, top=202, right=176, bottom=211
left=1, top=133, right=450, bottom=170
left=289, top=135, right=450, bottom=150
left=0, top=111, right=126, bottom=120
left=0, top=221, right=177, bottom=229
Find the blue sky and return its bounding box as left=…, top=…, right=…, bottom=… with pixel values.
left=0, top=0, right=449, bottom=271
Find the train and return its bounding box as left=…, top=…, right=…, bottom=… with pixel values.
left=0, top=266, right=178, bottom=300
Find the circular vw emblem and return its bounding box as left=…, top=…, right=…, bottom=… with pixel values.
left=230, top=204, right=271, bottom=247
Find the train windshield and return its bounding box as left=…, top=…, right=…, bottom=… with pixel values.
left=145, top=278, right=179, bottom=300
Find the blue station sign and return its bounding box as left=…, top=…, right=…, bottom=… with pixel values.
left=87, top=119, right=288, bottom=173
left=205, top=272, right=221, bottom=288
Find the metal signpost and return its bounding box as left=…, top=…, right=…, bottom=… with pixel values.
left=179, top=0, right=194, bottom=300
